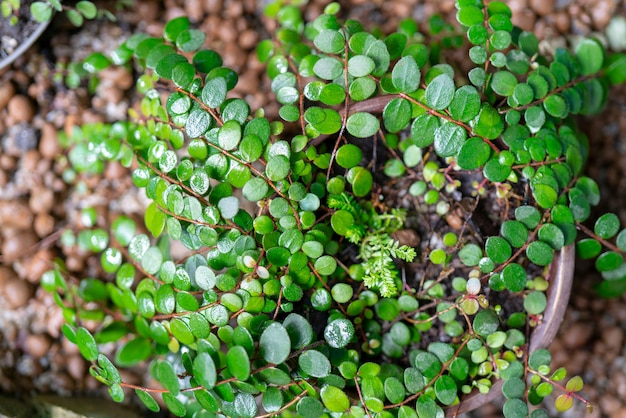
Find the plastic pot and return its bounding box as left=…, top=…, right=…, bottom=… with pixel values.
left=0, top=19, right=50, bottom=70
left=444, top=244, right=576, bottom=416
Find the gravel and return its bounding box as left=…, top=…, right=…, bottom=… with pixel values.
left=1, top=0, right=626, bottom=416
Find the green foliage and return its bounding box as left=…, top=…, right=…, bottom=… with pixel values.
left=46, top=1, right=626, bottom=417
left=31, top=0, right=103, bottom=26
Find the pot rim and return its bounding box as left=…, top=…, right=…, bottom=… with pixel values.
left=0, top=18, right=51, bottom=70
left=444, top=244, right=576, bottom=416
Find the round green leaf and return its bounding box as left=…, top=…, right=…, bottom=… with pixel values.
left=185, top=109, right=212, bottom=138
left=491, top=70, right=518, bottom=96
left=76, top=327, right=98, bottom=361
left=485, top=236, right=512, bottom=263
left=336, top=144, right=363, bottom=168
left=434, top=121, right=466, bottom=157
left=242, top=177, right=269, bottom=202
left=594, top=213, right=620, bottom=239
left=524, top=291, right=547, bottom=315
left=596, top=251, right=624, bottom=272
left=296, top=397, right=324, bottom=418
left=411, top=113, right=439, bottom=147
left=532, top=184, right=558, bottom=209
left=114, top=337, right=151, bottom=367
left=260, top=322, right=291, bottom=364
left=472, top=103, right=504, bottom=140
left=473, top=309, right=500, bottom=337
left=135, top=390, right=160, bottom=413
left=348, top=55, right=376, bottom=77
left=283, top=313, right=314, bottom=349
left=319, top=83, right=346, bottom=106
left=314, top=29, right=345, bottom=54
left=313, top=56, right=343, bottom=80
left=449, top=85, right=481, bottom=122
left=392, top=55, right=421, bottom=93
left=320, top=385, right=350, bottom=413
left=299, top=350, right=331, bottom=378
left=538, top=223, right=565, bottom=250
left=324, top=318, right=354, bottom=348
left=383, top=98, right=412, bottom=133
left=202, top=77, right=227, bottom=108
left=193, top=353, right=217, bottom=389
left=226, top=346, right=251, bottom=381
left=456, top=137, right=490, bottom=170
left=346, top=112, right=380, bottom=138
left=502, top=262, right=527, bottom=292
left=434, top=375, right=457, bottom=406
left=576, top=38, right=604, bottom=76
left=526, top=241, right=554, bottom=266
left=543, top=94, right=568, bottom=118
left=457, top=5, right=484, bottom=26
left=157, top=360, right=180, bottom=395
left=347, top=166, right=373, bottom=197
left=425, top=74, right=455, bottom=110
left=262, top=387, right=283, bottom=413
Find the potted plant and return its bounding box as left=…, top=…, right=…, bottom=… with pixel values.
left=0, top=0, right=101, bottom=70
left=43, top=1, right=626, bottom=417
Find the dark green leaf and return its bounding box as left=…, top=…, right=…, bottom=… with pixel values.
left=491, top=70, right=518, bottom=96
left=76, top=327, right=98, bottom=361
left=456, top=137, right=490, bottom=170
left=576, top=38, right=604, bottom=76
left=473, top=103, right=504, bottom=139
left=392, top=56, right=421, bottom=93
left=434, top=121, right=466, bottom=157
left=157, top=360, right=180, bottom=395
left=502, top=263, right=527, bottom=292
left=260, top=322, right=291, bottom=364
left=299, top=350, right=331, bottom=378
left=194, top=352, right=217, bottom=389
left=383, top=98, right=412, bottom=133
left=594, top=213, right=620, bottom=239
left=425, top=74, right=455, bottom=110
left=526, top=241, right=554, bottom=266
left=346, top=112, right=380, bottom=138
left=449, top=85, right=481, bottom=122
left=434, top=375, right=457, bottom=406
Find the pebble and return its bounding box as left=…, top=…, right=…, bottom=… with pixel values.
left=530, top=0, right=556, bottom=16
left=600, top=394, right=622, bottom=415
left=2, top=124, right=39, bottom=156
left=2, top=277, right=34, bottom=309
left=29, top=187, right=55, bottom=215
left=39, top=123, right=61, bottom=160
left=561, top=322, right=594, bottom=348
left=65, top=355, right=86, bottom=381
left=607, top=16, right=626, bottom=51
left=602, top=326, right=624, bottom=351
left=1, top=230, right=38, bottom=262
left=24, top=249, right=54, bottom=283
left=184, top=0, right=204, bottom=22
left=0, top=201, right=33, bottom=230
left=21, top=150, right=41, bottom=172
left=7, top=95, right=35, bottom=124
left=590, top=0, right=616, bottom=29
left=24, top=334, right=52, bottom=358
left=100, top=66, right=135, bottom=90
left=0, top=81, right=15, bottom=109
left=239, top=29, right=259, bottom=50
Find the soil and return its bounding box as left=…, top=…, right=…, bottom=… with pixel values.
left=0, top=0, right=44, bottom=59
left=1, top=0, right=626, bottom=417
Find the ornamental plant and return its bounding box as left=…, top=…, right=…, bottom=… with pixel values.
left=44, top=1, right=626, bottom=417
left=1, top=0, right=107, bottom=27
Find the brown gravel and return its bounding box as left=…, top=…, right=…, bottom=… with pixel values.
left=1, top=0, right=626, bottom=416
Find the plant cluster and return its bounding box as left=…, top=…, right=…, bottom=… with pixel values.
left=1, top=0, right=109, bottom=27
left=44, top=1, right=626, bottom=417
